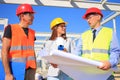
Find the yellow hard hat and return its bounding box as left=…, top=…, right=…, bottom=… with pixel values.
left=50, top=18, right=67, bottom=30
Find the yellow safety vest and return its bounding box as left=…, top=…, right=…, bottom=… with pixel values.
left=81, top=27, right=113, bottom=61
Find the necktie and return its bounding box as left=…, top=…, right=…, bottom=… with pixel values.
left=92, top=29, right=96, bottom=42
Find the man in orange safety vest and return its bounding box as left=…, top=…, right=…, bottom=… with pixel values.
left=1, top=3, right=36, bottom=80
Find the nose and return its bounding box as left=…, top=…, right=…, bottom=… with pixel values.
left=63, top=26, right=66, bottom=30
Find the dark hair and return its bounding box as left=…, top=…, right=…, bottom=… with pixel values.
left=49, top=24, right=67, bottom=40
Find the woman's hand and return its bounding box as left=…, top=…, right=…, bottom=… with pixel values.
left=63, top=48, right=68, bottom=52
left=50, top=63, right=58, bottom=68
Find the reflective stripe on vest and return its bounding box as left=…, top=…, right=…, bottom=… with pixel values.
left=81, top=27, right=112, bottom=61
left=10, top=57, right=26, bottom=62
left=9, top=24, right=36, bottom=69
left=10, top=56, right=35, bottom=62
left=10, top=46, right=34, bottom=51
left=83, top=48, right=108, bottom=54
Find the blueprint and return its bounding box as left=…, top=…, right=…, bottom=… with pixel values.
left=42, top=50, right=116, bottom=80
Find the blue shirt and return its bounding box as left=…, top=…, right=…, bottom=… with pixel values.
left=74, top=26, right=120, bottom=68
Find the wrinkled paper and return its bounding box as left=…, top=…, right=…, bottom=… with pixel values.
left=42, top=50, right=116, bottom=80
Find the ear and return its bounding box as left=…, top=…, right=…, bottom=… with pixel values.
left=97, top=15, right=102, bottom=20
left=95, top=15, right=101, bottom=22
left=19, top=14, right=24, bottom=18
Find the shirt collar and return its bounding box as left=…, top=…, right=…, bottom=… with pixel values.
left=91, top=26, right=103, bottom=32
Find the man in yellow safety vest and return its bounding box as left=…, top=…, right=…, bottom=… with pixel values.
left=75, top=7, right=120, bottom=80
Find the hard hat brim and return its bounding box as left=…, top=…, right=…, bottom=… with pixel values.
left=51, top=22, right=67, bottom=30
left=82, top=7, right=103, bottom=19
left=82, top=12, right=103, bottom=19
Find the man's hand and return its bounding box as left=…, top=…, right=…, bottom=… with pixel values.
left=98, top=61, right=111, bottom=70
left=5, top=74, right=14, bottom=80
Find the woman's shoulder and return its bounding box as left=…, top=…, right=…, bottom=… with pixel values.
left=66, top=37, right=72, bottom=42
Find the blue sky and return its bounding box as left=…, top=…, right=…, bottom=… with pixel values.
left=0, top=3, right=120, bottom=44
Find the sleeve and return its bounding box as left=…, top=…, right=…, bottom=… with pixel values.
left=72, top=37, right=82, bottom=56
left=34, top=37, right=36, bottom=41
left=109, top=32, right=120, bottom=68
left=3, top=25, right=12, bottom=39
left=60, top=38, right=74, bottom=53
left=44, top=40, right=54, bottom=53
left=64, top=38, right=72, bottom=53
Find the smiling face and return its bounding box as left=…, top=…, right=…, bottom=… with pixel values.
left=49, top=23, right=67, bottom=40
left=56, top=23, right=66, bottom=36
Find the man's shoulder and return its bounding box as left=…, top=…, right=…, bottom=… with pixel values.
left=102, top=27, right=113, bottom=32
left=28, top=28, right=35, bottom=32
left=102, top=27, right=112, bottom=29
left=10, top=24, right=18, bottom=27
left=5, top=24, right=16, bottom=30
left=10, top=24, right=20, bottom=30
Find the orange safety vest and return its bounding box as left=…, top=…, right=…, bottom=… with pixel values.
left=9, top=24, right=36, bottom=69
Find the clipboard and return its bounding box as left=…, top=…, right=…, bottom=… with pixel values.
left=0, top=60, right=26, bottom=80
